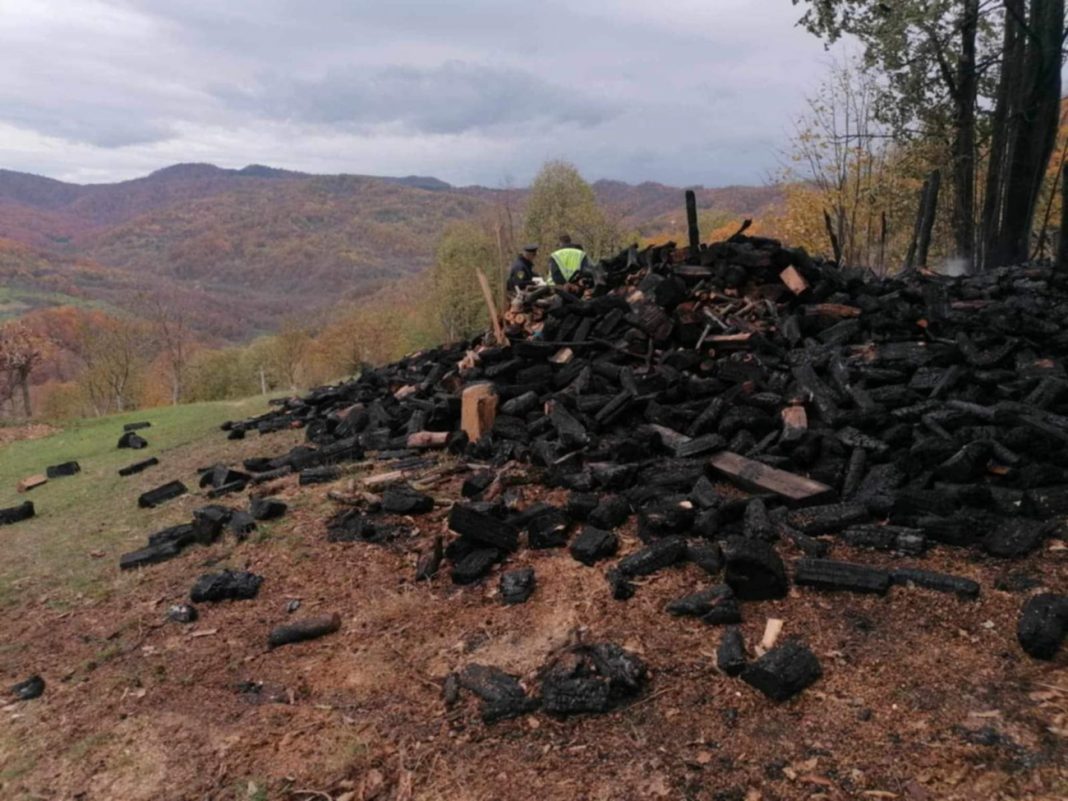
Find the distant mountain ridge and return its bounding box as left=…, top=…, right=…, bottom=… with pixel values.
left=0, top=164, right=782, bottom=339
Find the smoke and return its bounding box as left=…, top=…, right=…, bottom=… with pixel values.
left=935, top=258, right=970, bottom=277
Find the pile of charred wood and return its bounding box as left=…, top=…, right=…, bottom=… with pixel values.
left=214, top=233, right=1068, bottom=703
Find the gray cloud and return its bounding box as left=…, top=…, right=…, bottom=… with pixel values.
left=221, top=62, right=616, bottom=134
left=0, top=0, right=842, bottom=186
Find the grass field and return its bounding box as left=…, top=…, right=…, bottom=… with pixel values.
left=0, top=396, right=297, bottom=609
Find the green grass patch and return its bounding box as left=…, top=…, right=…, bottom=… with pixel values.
left=0, top=396, right=297, bottom=609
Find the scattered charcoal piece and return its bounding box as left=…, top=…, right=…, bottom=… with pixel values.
left=686, top=541, right=723, bottom=575
left=500, top=567, right=536, bottom=604
left=243, top=457, right=275, bottom=473
left=588, top=495, right=630, bottom=529
left=199, top=464, right=251, bottom=490
left=691, top=476, right=722, bottom=509
left=447, top=503, right=518, bottom=551
left=787, top=503, right=869, bottom=536
left=1021, top=486, right=1068, bottom=519
left=526, top=507, right=570, bottom=549
left=190, top=570, right=263, bottom=603
left=934, top=441, right=991, bottom=482
left=228, top=510, right=257, bottom=539
left=666, top=584, right=741, bottom=625
left=540, top=643, right=647, bottom=715
left=45, top=461, right=80, bottom=478
left=890, top=568, right=980, bottom=599
left=743, top=498, right=776, bottom=541
left=0, top=501, right=34, bottom=526
left=123, top=421, right=151, bottom=431
left=794, top=558, right=891, bottom=595
left=456, top=664, right=535, bottom=722
left=567, top=492, right=600, bottom=521
left=117, top=431, right=148, bottom=449
left=206, top=480, right=247, bottom=498
left=569, top=526, right=618, bottom=566
left=227, top=428, right=246, bottom=440
left=740, top=639, right=822, bottom=702
left=11, top=675, right=45, bottom=701
left=118, top=457, right=159, bottom=476
left=268, top=612, right=342, bottom=649
left=119, top=540, right=181, bottom=570
left=995, top=572, right=1042, bottom=593
left=606, top=568, right=636, bottom=600
left=982, top=519, right=1048, bottom=558
left=382, top=484, right=435, bottom=515
left=638, top=496, right=696, bottom=541
left=249, top=496, right=288, bottom=521
left=148, top=522, right=198, bottom=549
left=167, top=604, right=198, bottom=623
left=137, top=480, right=188, bottom=509
left=617, top=536, right=687, bottom=577
left=717, top=627, right=748, bottom=676
left=914, top=514, right=981, bottom=547
left=721, top=537, right=788, bottom=600
left=415, top=536, right=443, bottom=580
left=840, top=525, right=926, bottom=555
left=327, top=511, right=381, bottom=543
left=451, top=547, right=500, bottom=585
left=192, top=505, right=231, bottom=543
left=1017, top=593, right=1068, bottom=660
left=461, top=470, right=495, bottom=498
left=299, top=466, right=340, bottom=485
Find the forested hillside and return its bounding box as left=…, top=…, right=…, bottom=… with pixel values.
left=0, top=164, right=781, bottom=340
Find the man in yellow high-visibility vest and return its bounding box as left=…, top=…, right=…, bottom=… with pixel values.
left=547, top=234, right=592, bottom=287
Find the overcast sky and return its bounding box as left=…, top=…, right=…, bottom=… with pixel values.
left=0, top=0, right=834, bottom=187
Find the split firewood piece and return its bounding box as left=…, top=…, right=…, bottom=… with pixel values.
left=461, top=383, right=498, bottom=442
left=756, top=618, right=784, bottom=657
left=779, top=266, right=809, bottom=295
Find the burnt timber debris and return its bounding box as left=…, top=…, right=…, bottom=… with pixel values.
left=111, top=227, right=1068, bottom=718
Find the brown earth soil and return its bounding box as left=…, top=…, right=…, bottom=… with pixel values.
left=1, top=433, right=1067, bottom=801
left=0, top=423, right=60, bottom=448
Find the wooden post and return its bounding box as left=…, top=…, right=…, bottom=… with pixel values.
left=461, top=383, right=498, bottom=442
left=685, top=189, right=700, bottom=262
left=476, top=269, right=506, bottom=345
left=823, top=210, right=842, bottom=264
left=1059, top=164, right=1068, bottom=270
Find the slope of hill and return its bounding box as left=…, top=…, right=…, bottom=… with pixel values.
left=0, top=165, right=782, bottom=340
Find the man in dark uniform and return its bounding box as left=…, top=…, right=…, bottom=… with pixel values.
left=506, top=244, right=539, bottom=292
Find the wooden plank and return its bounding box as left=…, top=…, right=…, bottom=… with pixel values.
left=476, top=269, right=506, bottom=346
left=17, top=474, right=47, bottom=493
left=461, top=383, right=498, bottom=442
left=779, top=266, right=809, bottom=295
left=708, top=451, right=832, bottom=504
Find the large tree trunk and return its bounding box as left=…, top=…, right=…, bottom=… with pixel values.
left=981, top=0, right=1025, bottom=270
left=988, top=0, right=1065, bottom=268
left=951, top=0, right=979, bottom=269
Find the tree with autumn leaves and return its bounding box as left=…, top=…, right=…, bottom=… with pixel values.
left=789, top=0, right=1066, bottom=272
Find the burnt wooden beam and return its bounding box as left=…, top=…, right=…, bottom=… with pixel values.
left=708, top=451, right=833, bottom=505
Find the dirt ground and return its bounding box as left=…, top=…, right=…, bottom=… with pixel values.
left=1, top=426, right=1067, bottom=801
left=0, top=423, right=59, bottom=448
